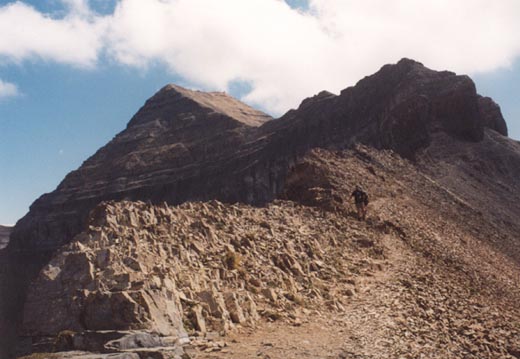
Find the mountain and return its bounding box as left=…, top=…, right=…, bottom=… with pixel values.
left=2, top=59, right=520, bottom=358
left=8, top=59, right=511, bottom=255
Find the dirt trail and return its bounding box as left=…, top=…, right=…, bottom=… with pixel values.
left=192, top=220, right=415, bottom=359
left=332, top=233, right=418, bottom=359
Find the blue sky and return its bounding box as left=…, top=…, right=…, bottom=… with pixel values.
left=0, top=0, right=519, bottom=225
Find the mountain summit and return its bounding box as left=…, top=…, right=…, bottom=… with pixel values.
left=127, top=84, right=272, bottom=129
left=2, top=59, right=519, bottom=358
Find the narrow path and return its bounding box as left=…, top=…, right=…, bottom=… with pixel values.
left=192, top=229, right=415, bottom=359
left=333, top=233, right=416, bottom=358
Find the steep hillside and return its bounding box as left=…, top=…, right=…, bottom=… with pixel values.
left=418, top=131, right=520, bottom=262
left=18, top=147, right=520, bottom=359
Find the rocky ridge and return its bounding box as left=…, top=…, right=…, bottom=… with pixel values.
left=10, top=59, right=509, bottom=256
left=19, top=146, right=520, bottom=359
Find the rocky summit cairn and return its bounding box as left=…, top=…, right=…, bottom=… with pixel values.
left=2, top=59, right=520, bottom=358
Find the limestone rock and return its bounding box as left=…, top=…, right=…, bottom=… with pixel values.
left=188, top=305, right=206, bottom=333
left=224, top=293, right=246, bottom=324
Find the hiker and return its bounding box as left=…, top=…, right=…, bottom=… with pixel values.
left=351, top=185, right=368, bottom=220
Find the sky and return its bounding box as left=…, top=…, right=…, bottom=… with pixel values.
left=0, top=0, right=519, bottom=225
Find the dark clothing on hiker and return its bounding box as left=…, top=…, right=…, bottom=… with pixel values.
left=351, top=188, right=368, bottom=220
left=352, top=189, right=368, bottom=205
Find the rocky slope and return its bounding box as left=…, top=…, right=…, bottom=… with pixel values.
left=18, top=146, right=520, bottom=358
left=2, top=58, right=520, bottom=358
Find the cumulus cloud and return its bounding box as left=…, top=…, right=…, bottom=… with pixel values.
left=0, top=1, right=107, bottom=67
left=1, top=0, right=520, bottom=113
left=0, top=79, right=19, bottom=98
left=310, top=0, right=520, bottom=73
left=106, top=0, right=336, bottom=112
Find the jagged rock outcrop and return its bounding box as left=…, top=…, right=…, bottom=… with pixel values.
left=19, top=147, right=520, bottom=358
left=19, top=195, right=386, bottom=356
left=3, top=59, right=517, bottom=358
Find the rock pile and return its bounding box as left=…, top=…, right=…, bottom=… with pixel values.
left=21, top=197, right=389, bottom=357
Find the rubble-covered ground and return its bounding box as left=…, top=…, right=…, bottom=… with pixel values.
left=19, top=146, right=520, bottom=359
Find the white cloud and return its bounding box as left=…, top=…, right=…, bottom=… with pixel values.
left=0, top=1, right=107, bottom=67
left=0, top=79, right=19, bottom=98
left=1, top=0, right=520, bottom=114
left=309, top=0, right=520, bottom=74
left=106, top=0, right=336, bottom=112
left=60, top=0, right=92, bottom=17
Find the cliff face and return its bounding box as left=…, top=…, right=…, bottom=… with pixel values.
left=3, top=58, right=519, bottom=358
